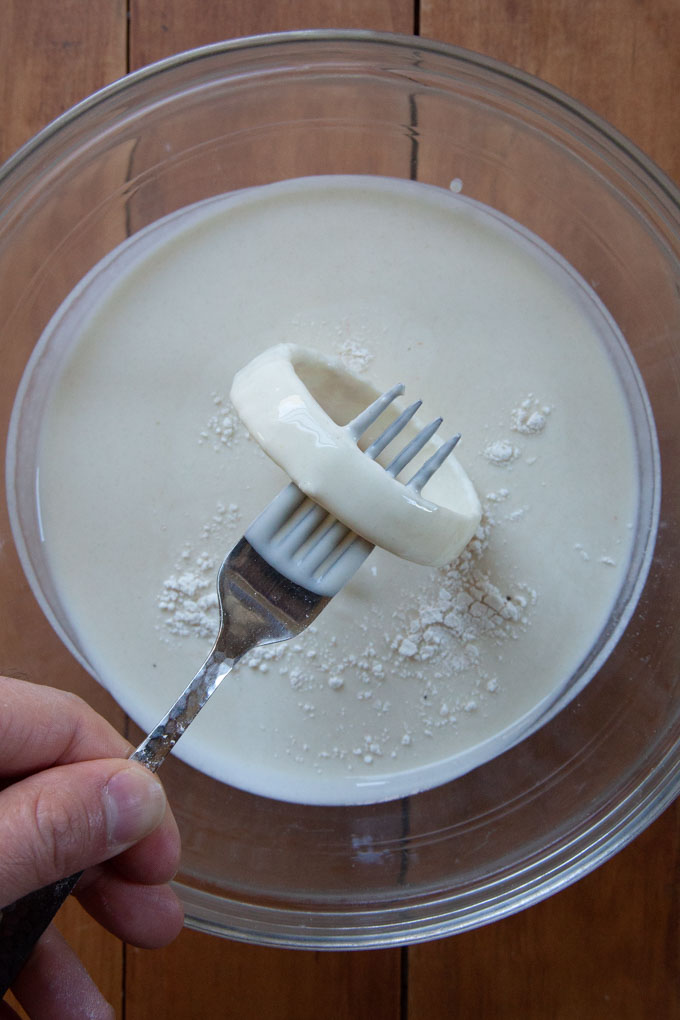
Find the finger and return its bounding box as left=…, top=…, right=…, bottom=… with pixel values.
left=0, top=676, right=132, bottom=776
left=109, top=802, right=181, bottom=886
left=0, top=759, right=167, bottom=905
left=9, top=924, right=114, bottom=1020
left=76, top=868, right=184, bottom=948
left=71, top=800, right=181, bottom=891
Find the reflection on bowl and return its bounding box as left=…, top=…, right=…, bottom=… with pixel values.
left=1, top=32, right=680, bottom=947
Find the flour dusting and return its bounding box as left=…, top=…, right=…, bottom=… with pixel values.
left=155, top=393, right=543, bottom=770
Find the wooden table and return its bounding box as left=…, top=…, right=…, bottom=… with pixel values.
left=2, top=2, right=679, bottom=1017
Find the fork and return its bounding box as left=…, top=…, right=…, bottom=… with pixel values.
left=0, top=382, right=460, bottom=994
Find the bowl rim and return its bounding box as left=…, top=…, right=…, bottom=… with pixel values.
left=1, top=28, right=679, bottom=212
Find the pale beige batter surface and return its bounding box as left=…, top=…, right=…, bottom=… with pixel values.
left=36, top=176, right=640, bottom=803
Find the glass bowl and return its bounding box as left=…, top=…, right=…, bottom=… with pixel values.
left=1, top=31, right=679, bottom=948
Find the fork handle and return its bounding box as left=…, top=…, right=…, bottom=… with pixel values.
left=131, top=651, right=236, bottom=772
left=0, top=871, right=82, bottom=996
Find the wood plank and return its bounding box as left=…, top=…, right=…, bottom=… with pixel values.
left=0, top=0, right=129, bottom=730
left=0, top=3, right=128, bottom=1017
left=409, top=3, right=680, bottom=1019
left=408, top=802, right=680, bottom=1019
left=421, top=0, right=680, bottom=184
left=0, top=0, right=127, bottom=161
left=126, top=936, right=401, bottom=1020
left=129, top=0, right=414, bottom=70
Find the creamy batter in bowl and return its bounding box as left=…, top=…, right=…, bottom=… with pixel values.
left=12, top=174, right=656, bottom=805
left=1, top=33, right=679, bottom=946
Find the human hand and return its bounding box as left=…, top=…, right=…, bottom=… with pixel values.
left=0, top=676, right=183, bottom=1020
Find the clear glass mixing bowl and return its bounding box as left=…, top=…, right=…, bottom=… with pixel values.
left=1, top=31, right=679, bottom=947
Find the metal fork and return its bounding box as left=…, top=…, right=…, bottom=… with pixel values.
left=0, top=382, right=460, bottom=993
left=137, top=384, right=460, bottom=767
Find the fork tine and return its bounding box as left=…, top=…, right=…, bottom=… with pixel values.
left=407, top=433, right=461, bottom=493
left=274, top=499, right=328, bottom=553
left=364, top=400, right=422, bottom=460
left=298, top=517, right=351, bottom=572
left=346, top=383, right=404, bottom=441
left=386, top=417, right=442, bottom=478
left=249, top=483, right=307, bottom=542
left=246, top=384, right=464, bottom=596
left=315, top=530, right=371, bottom=582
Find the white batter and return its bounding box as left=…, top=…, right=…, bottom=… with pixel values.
left=32, top=176, right=646, bottom=804
left=230, top=343, right=482, bottom=571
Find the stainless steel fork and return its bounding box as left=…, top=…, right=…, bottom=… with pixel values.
left=0, top=382, right=461, bottom=993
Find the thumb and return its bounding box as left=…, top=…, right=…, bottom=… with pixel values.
left=0, top=759, right=167, bottom=906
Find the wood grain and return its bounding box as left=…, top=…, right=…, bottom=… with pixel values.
left=409, top=5, right=680, bottom=1017
left=126, top=937, right=401, bottom=1020
left=421, top=0, right=680, bottom=184
left=1, top=4, right=128, bottom=1018
left=129, top=0, right=414, bottom=70
left=408, top=805, right=680, bottom=1019
left=1, top=2, right=679, bottom=1019
left=0, top=0, right=127, bottom=161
